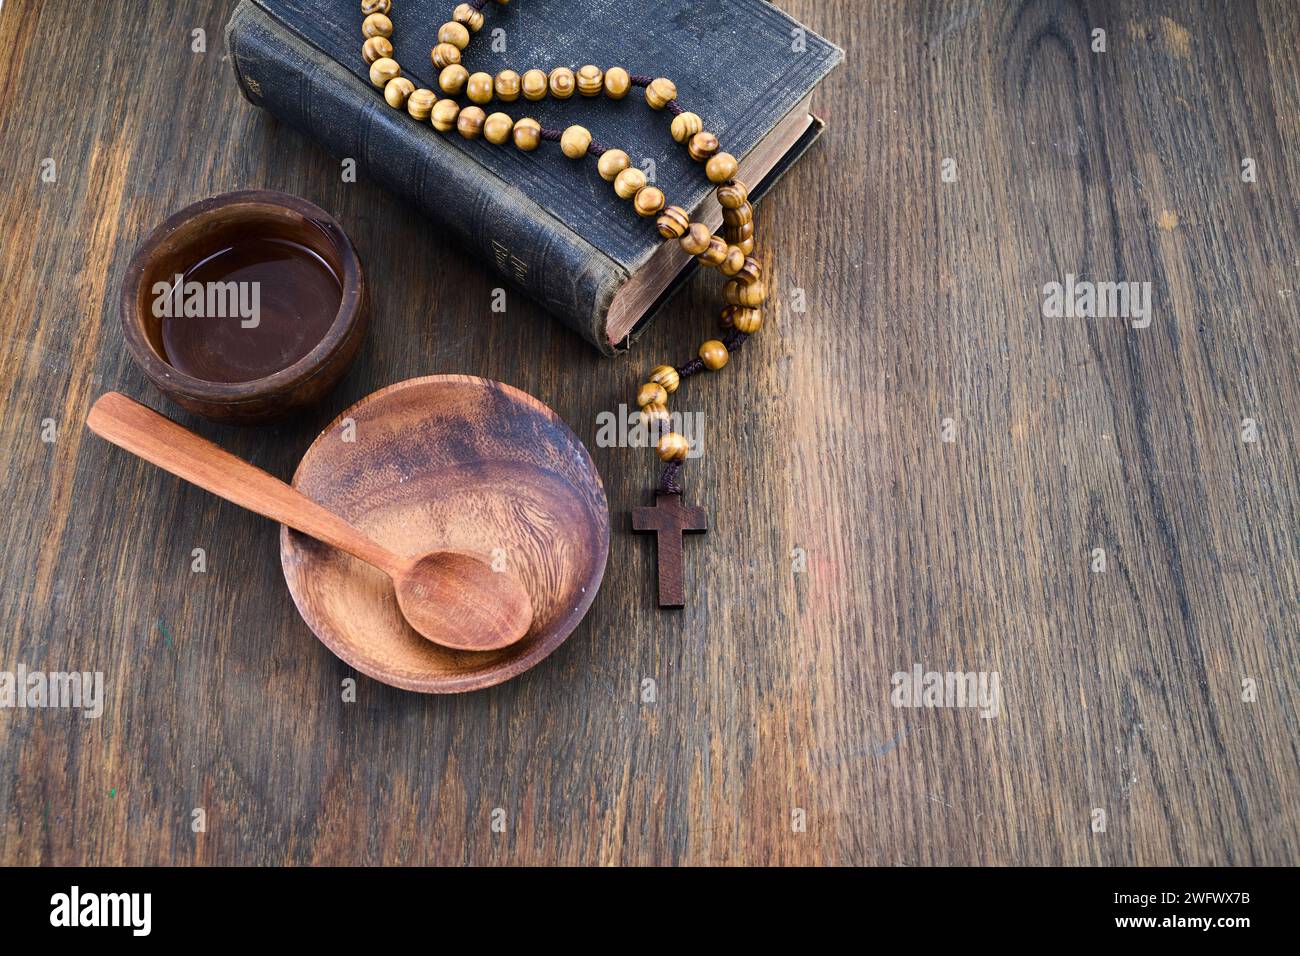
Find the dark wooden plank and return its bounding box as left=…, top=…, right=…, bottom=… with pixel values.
left=0, top=0, right=1296, bottom=865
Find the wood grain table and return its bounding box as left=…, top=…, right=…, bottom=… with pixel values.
left=1, top=0, right=1296, bottom=866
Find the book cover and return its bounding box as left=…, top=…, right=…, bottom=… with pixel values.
left=225, top=0, right=842, bottom=353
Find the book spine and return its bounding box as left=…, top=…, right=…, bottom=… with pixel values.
left=224, top=0, right=626, bottom=354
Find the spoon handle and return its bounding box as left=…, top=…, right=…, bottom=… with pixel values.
left=86, top=392, right=405, bottom=577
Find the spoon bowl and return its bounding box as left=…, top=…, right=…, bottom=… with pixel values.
left=394, top=551, right=533, bottom=652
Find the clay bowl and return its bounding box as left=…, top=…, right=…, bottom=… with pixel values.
left=280, top=375, right=609, bottom=692
left=120, top=190, right=367, bottom=425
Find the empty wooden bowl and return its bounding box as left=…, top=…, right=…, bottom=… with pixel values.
left=280, top=375, right=609, bottom=692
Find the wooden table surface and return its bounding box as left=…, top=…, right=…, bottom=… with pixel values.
left=1, top=0, right=1296, bottom=866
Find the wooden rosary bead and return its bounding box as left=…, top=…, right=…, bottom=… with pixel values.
left=637, top=382, right=668, bottom=408
left=722, top=202, right=753, bottom=227
left=706, top=151, right=738, bottom=183
left=603, top=66, right=630, bottom=99
left=724, top=278, right=767, bottom=307
left=368, top=57, right=401, bottom=88
left=645, top=77, right=677, bottom=109
left=720, top=305, right=738, bottom=329
left=439, top=63, right=469, bottom=94
left=723, top=220, right=754, bottom=244
left=431, top=42, right=462, bottom=69
left=670, top=111, right=702, bottom=143
left=521, top=69, right=548, bottom=101
left=698, top=340, right=729, bottom=371
left=656, top=206, right=689, bottom=239
left=512, top=117, right=541, bottom=150
left=720, top=245, right=746, bottom=276
left=452, top=2, right=484, bottom=31
left=730, top=307, right=763, bottom=333
left=597, top=149, right=630, bottom=182
left=723, top=231, right=753, bottom=256
left=438, top=21, right=471, bottom=49
left=679, top=222, right=711, bottom=255
left=576, top=65, right=604, bottom=96
left=729, top=230, right=757, bottom=250
left=698, top=236, right=727, bottom=268
left=361, top=0, right=391, bottom=14
left=383, top=76, right=415, bottom=108
left=648, top=364, right=680, bottom=393
left=716, top=180, right=749, bottom=209
left=722, top=234, right=754, bottom=256
left=639, top=402, right=671, bottom=429
left=633, top=186, right=666, bottom=217
left=362, top=12, right=393, bottom=37
left=736, top=257, right=763, bottom=285
left=494, top=69, right=521, bottom=101
left=614, top=167, right=647, bottom=200
left=456, top=105, right=486, bottom=139
left=466, top=71, right=494, bottom=104
left=548, top=67, right=576, bottom=99
left=362, top=36, right=393, bottom=64
left=406, top=87, right=436, bottom=121
left=687, top=131, right=720, bottom=161
left=483, top=111, right=514, bottom=144
left=560, top=125, right=592, bottom=159
left=430, top=98, right=460, bottom=132
left=657, top=432, right=690, bottom=462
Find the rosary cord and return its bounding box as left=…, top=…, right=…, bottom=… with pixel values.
left=656, top=460, right=683, bottom=496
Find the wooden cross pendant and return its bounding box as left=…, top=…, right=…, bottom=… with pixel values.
left=632, top=493, right=708, bottom=608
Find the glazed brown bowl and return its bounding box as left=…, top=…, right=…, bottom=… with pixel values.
left=280, top=375, right=610, bottom=693
left=119, top=190, right=367, bottom=425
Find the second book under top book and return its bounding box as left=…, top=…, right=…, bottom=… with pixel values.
left=225, top=0, right=842, bottom=354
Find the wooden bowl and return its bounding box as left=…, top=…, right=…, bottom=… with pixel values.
left=280, top=376, right=609, bottom=692
left=120, top=190, right=367, bottom=425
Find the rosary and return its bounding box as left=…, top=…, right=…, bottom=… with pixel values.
left=359, top=0, right=770, bottom=607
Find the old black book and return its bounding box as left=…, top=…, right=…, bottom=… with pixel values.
left=225, top=0, right=841, bottom=353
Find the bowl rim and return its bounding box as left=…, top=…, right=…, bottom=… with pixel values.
left=279, top=374, right=611, bottom=693
left=119, top=189, right=364, bottom=406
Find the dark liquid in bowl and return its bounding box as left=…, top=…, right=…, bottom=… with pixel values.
left=159, top=237, right=342, bottom=384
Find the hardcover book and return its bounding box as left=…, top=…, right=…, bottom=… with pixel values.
left=225, top=0, right=842, bottom=353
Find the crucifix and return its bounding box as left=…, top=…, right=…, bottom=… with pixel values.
left=632, top=493, right=708, bottom=608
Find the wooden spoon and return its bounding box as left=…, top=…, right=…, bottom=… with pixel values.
left=85, top=391, right=533, bottom=652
